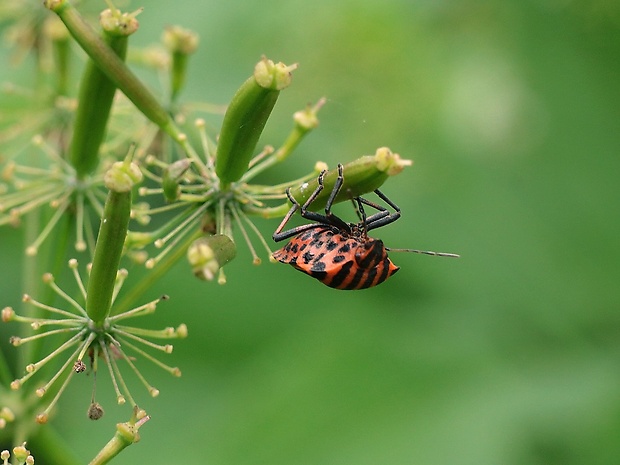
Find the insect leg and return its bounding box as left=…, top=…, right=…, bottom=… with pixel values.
left=299, top=169, right=327, bottom=213
left=320, top=164, right=349, bottom=231
left=272, top=221, right=325, bottom=242
left=324, top=163, right=344, bottom=215
left=364, top=189, right=401, bottom=231
left=273, top=173, right=328, bottom=242
left=298, top=164, right=349, bottom=232
left=273, top=164, right=352, bottom=243
left=272, top=171, right=331, bottom=242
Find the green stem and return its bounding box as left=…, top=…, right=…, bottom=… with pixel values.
left=45, top=0, right=181, bottom=140
left=86, top=190, right=131, bottom=326
left=170, top=51, right=188, bottom=103
left=242, top=126, right=303, bottom=182
left=69, top=27, right=129, bottom=176
left=162, top=25, right=198, bottom=104
left=49, top=24, right=71, bottom=96
left=244, top=201, right=290, bottom=219
left=89, top=408, right=150, bottom=465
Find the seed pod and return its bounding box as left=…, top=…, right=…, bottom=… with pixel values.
left=187, top=234, right=237, bottom=281
left=289, top=147, right=412, bottom=210
left=215, top=57, right=297, bottom=185
left=86, top=160, right=142, bottom=326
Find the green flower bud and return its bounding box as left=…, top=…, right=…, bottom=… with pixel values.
left=104, top=160, right=143, bottom=193
left=44, top=0, right=66, bottom=11
left=253, top=57, right=296, bottom=90
left=215, top=57, right=297, bottom=185
left=292, top=98, right=324, bottom=131
left=12, top=444, right=30, bottom=461
left=187, top=234, right=236, bottom=281
left=163, top=25, right=199, bottom=54
left=99, top=7, right=141, bottom=37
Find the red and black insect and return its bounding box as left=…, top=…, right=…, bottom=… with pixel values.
left=272, top=164, right=458, bottom=290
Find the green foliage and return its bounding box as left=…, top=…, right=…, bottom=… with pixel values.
left=2, top=0, right=620, bottom=464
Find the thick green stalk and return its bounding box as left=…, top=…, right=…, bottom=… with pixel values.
left=86, top=190, right=130, bottom=326
left=68, top=7, right=140, bottom=176
left=215, top=57, right=296, bottom=186
left=45, top=16, right=71, bottom=96
left=45, top=0, right=177, bottom=137
left=70, top=36, right=127, bottom=176
left=89, top=407, right=150, bottom=465
left=86, top=160, right=142, bottom=326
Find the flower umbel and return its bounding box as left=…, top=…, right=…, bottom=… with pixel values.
left=2, top=259, right=186, bottom=424
left=0, top=135, right=109, bottom=256
left=129, top=83, right=328, bottom=279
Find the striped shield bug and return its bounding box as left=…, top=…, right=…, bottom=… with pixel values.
left=272, top=164, right=458, bottom=290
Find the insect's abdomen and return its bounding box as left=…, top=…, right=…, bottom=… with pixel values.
left=319, top=258, right=400, bottom=290
left=272, top=228, right=400, bottom=290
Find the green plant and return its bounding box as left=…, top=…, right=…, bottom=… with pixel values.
left=0, top=1, right=412, bottom=463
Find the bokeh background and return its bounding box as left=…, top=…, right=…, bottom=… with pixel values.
left=2, top=0, right=620, bottom=463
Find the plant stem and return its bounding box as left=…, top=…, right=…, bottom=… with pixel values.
left=86, top=189, right=131, bottom=326
left=45, top=0, right=183, bottom=143
left=69, top=15, right=131, bottom=177
left=89, top=407, right=150, bottom=465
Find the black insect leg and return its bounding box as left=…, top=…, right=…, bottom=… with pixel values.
left=272, top=164, right=352, bottom=242
left=272, top=168, right=332, bottom=242
left=323, top=164, right=344, bottom=215
left=298, top=164, right=350, bottom=232
left=298, top=168, right=327, bottom=215
left=272, top=195, right=300, bottom=242
left=363, top=189, right=401, bottom=231
left=272, top=183, right=326, bottom=242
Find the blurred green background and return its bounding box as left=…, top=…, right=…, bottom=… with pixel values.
left=2, top=0, right=620, bottom=463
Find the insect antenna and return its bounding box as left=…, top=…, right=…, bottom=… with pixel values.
left=385, top=247, right=460, bottom=258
